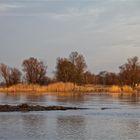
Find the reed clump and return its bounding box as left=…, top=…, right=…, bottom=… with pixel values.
left=46, top=82, right=75, bottom=92
left=108, top=85, right=121, bottom=93
left=46, top=82, right=96, bottom=92
left=0, top=84, right=45, bottom=93
left=122, top=85, right=133, bottom=93
left=0, top=83, right=96, bottom=93
left=0, top=83, right=138, bottom=95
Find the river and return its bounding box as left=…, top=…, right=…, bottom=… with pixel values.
left=0, top=92, right=140, bottom=140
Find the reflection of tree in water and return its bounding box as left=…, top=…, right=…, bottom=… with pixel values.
left=24, top=95, right=48, bottom=105
left=0, top=93, right=21, bottom=104
left=0, top=93, right=48, bottom=105
left=56, top=116, right=86, bottom=140
left=54, top=93, right=85, bottom=106
left=20, top=115, right=48, bottom=139
left=118, top=95, right=140, bottom=105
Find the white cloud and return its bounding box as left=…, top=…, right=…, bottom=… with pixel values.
left=49, top=7, right=105, bottom=20
left=0, top=3, right=22, bottom=12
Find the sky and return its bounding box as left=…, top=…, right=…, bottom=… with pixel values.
left=0, top=0, right=140, bottom=76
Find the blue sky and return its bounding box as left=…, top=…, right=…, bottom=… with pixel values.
left=0, top=0, right=140, bottom=76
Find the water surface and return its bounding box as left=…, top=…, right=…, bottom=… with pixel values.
left=0, top=92, right=140, bottom=140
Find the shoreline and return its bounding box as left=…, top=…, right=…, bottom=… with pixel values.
left=0, top=83, right=139, bottom=96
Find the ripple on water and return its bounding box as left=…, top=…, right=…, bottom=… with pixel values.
left=0, top=93, right=140, bottom=140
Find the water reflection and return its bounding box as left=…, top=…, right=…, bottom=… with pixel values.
left=0, top=93, right=21, bottom=105
left=118, top=95, right=140, bottom=105
left=125, top=120, right=140, bottom=139
left=0, top=92, right=140, bottom=107
left=20, top=114, right=49, bottom=139
left=56, top=116, right=86, bottom=140
left=0, top=92, right=140, bottom=140
left=52, top=93, right=86, bottom=107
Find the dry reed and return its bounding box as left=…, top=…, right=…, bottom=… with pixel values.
left=0, top=83, right=138, bottom=95
left=108, top=85, right=121, bottom=93
left=0, top=83, right=95, bottom=93
left=122, top=85, right=133, bottom=93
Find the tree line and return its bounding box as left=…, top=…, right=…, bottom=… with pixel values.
left=0, top=52, right=140, bottom=88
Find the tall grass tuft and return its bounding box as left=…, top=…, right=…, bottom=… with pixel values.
left=122, top=85, right=133, bottom=93
left=108, top=85, right=121, bottom=93
left=46, top=82, right=75, bottom=92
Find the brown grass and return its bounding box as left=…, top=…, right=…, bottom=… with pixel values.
left=0, top=83, right=96, bottom=93
left=122, top=85, right=133, bottom=93
left=0, top=83, right=138, bottom=96
left=108, top=85, right=121, bottom=93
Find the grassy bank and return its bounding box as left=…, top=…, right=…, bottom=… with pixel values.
left=0, top=82, right=139, bottom=95
left=0, top=83, right=96, bottom=93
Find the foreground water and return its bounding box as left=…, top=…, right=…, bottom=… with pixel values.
left=0, top=92, right=140, bottom=140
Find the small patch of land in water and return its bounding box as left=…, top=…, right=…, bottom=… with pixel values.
left=0, top=103, right=119, bottom=112
left=0, top=103, right=87, bottom=112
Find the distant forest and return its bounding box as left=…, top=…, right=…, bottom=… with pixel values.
left=0, top=51, right=140, bottom=88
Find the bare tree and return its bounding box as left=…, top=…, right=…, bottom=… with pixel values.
left=0, top=64, right=11, bottom=86
left=10, top=68, right=21, bottom=85
left=69, top=52, right=87, bottom=84
left=0, top=64, right=21, bottom=86
left=22, top=57, right=47, bottom=85
left=69, top=52, right=87, bottom=71
left=55, top=52, right=87, bottom=84
left=83, top=71, right=95, bottom=84
left=119, top=56, right=140, bottom=87
left=55, top=58, right=75, bottom=82
left=69, top=51, right=78, bottom=65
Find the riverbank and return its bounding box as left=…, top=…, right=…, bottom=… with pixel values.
left=0, top=83, right=96, bottom=93
left=0, top=83, right=139, bottom=95
left=0, top=83, right=106, bottom=93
